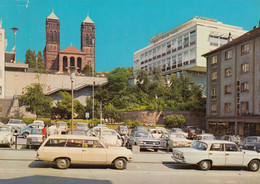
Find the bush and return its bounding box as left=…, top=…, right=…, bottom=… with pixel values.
left=88, top=118, right=100, bottom=128
left=163, top=115, right=186, bottom=129
left=123, top=119, right=141, bottom=128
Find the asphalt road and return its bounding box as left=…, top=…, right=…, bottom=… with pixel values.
left=0, top=160, right=259, bottom=184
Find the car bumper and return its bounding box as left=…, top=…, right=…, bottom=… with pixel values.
left=171, top=156, right=186, bottom=163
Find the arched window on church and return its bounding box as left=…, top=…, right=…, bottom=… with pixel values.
left=70, top=57, right=75, bottom=66
left=63, top=56, right=68, bottom=72
left=50, top=31, right=53, bottom=42
left=77, top=57, right=82, bottom=72
left=53, top=31, right=57, bottom=42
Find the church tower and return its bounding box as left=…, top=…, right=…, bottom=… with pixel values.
left=81, top=14, right=95, bottom=72
left=44, top=10, right=60, bottom=71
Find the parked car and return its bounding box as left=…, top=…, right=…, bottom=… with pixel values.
left=37, top=135, right=133, bottom=169
left=172, top=140, right=260, bottom=171
left=26, top=128, right=44, bottom=149
left=20, top=123, right=44, bottom=138
left=129, top=131, right=161, bottom=151
left=55, top=121, right=68, bottom=134
left=33, top=120, right=45, bottom=125
left=193, top=134, right=216, bottom=141
left=160, top=132, right=192, bottom=149
left=150, top=127, right=166, bottom=139
left=7, top=119, right=26, bottom=133
left=97, top=129, right=123, bottom=147
left=172, top=128, right=188, bottom=138
left=0, top=125, right=14, bottom=147
left=240, top=136, right=260, bottom=151
left=117, top=125, right=129, bottom=136
left=86, top=125, right=108, bottom=136
left=134, top=126, right=149, bottom=132
left=76, top=122, right=89, bottom=132
left=219, top=135, right=242, bottom=144
left=68, top=129, right=86, bottom=135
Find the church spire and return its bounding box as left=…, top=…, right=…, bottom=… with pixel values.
left=47, top=8, right=59, bottom=20
left=83, top=12, right=94, bottom=23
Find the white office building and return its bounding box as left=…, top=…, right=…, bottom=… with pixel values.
left=133, top=16, right=246, bottom=95
left=0, top=19, right=6, bottom=98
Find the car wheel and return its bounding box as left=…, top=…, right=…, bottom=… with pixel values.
left=23, top=132, right=29, bottom=138
left=154, top=149, right=158, bottom=152
left=198, top=160, right=211, bottom=170
left=248, top=160, right=260, bottom=171
left=56, top=158, right=70, bottom=169
left=114, top=158, right=127, bottom=170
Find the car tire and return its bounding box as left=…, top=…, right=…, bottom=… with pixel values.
left=198, top=160, right=211, bottom=170
left=248, top=160, right=260, bottom=171
left=56, top=158, right=70, bottom=169
left=23, top=132, right=29, bottom=138
left=154, top=149, right=158, bottom=152
left=113, top=158, right=127, bottom=170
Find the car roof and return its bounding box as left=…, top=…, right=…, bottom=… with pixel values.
left=196, top=133, right=214, bottom=136
left=47, top=135, right=99, bottom=140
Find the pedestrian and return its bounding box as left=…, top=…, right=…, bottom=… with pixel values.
left=42, top=124, right=48, bottom=141
left=49, top=122, right=57, bottom=136
left=55, top=124, right=62, bottom=135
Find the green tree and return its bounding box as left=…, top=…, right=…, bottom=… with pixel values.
left=107, top=67, right=128, bottom=93
left=163, top=115, right=186, bottom=128
left=82, top=64, right=93, bottom=76
left=53, top=91, right=84, bottom=119
left=37, top=51, right=44, bottom=69
left=25, top=49, right=36, bottom=68
left=103, top=103, right=123, bottom=122
left=19, top=83, right=53, bottom=117
left=136, top=69, right=150, bottom=93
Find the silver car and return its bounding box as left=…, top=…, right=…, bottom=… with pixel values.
left=0, top=125, right=14, bottom=147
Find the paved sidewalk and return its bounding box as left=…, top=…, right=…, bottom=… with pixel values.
left=0, top=149, right=173, bottom=163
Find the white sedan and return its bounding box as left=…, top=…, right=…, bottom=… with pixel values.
left=172, top=140, right=260, bottom=171
left=0, top=125, right=14, bottom=147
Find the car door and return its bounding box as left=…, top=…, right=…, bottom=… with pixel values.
left=208, top=143, right=225, bottom=166
left=81, top=140, right=107, bottom=164
left=224, top=143, right=243, bottom=166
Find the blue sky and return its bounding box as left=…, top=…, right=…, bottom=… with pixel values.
left=1, top=0, right=259, bottom=72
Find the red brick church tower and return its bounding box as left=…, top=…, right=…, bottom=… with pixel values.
left=43, top=10, right=60, bottom=71
left=81, top=13, right=96, bottom=72
left=44, top=11, right=95, bottom=73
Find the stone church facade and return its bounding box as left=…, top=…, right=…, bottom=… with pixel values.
left=43, top=11, right=95, bottom=73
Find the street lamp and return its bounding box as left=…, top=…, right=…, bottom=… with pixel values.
left=69, top=66, right=76, bottom=135
left=11, top=27, right=19, bottom=62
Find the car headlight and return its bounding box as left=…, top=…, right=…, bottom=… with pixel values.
left=138, top=141, right=144, bottom=144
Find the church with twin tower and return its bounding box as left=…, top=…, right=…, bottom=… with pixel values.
left=43, top=10, right=95, bottom=73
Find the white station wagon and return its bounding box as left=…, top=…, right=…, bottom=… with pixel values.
left=172, top=140, right=260, bottom=171
left=37, top=135, right=133, bottom=170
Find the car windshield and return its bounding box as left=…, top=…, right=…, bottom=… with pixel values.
left=247, top=137, right=259, bottom=142
left=204, top=136, right=215, bottom=140
left=192, top=141, right=208, bottom=150
left=170, top=134, right=184, bottom=138
left=102, top=131, right=117, bottom=136
left=0, top=127, right=9, bottom=131
left=135, top=132, right=153, bottom=138
left=31, top=129, right=41, bottom=134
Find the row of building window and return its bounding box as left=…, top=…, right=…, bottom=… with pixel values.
left=209, top=36, right=228, bottom=47
left=211, top=43, right=250, bottom=68
left=140, top=31, right=196, bottom=62
left=211, top=82, right=249, bottom=100
left=211, top=63, right=250, bottom=84
left=211, top=101, right=249, bottom=115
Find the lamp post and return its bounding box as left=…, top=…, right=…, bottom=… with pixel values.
left=69, top=66, right=76, bottom=135
left=11, top=27, right=19, bottom=62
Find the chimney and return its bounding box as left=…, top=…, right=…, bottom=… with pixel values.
left=228, top=32, right=232, bottom=42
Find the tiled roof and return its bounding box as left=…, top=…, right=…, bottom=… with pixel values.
left=59, top=45, right=85, bottom=55
left=203, top=26, right=260, bottom=57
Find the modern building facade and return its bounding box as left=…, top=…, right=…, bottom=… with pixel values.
left=133, top=16, right=246, bottom=95
left=43, top=11, right=95, bottom=73
left=0, top=19, right=6, bottom=99
left=203, top=23, right=260, bottom=137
